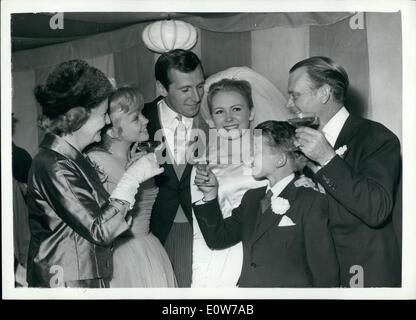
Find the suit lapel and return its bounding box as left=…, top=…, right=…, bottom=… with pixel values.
left=334, top=114, right=362, bottom=150
left=252, top=186, right=268, bottom=233
left=251, top=178, right=298, bottom=246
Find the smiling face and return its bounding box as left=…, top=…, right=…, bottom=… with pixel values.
left=117, top=110, right=149, bottom=143
left=77, top=99, right=110, bottom=145
left=158, top=66, right=205, bottom=118
left=211, top=90, right=254, bottom=131
left=287, top=67, right=323, bottom=117
left=108, top=88, right=149, bottom=143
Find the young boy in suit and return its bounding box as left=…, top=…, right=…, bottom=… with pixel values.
left=193, top=121, right=339, bottom=287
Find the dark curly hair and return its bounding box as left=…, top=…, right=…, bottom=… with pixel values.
left=34, top=60, right=114, bottom=135
left=206, top=78, right=254, bottom=114
left=155, top=49, right=203, bottom=90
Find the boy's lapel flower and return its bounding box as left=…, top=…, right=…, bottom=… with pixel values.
left=335, top=145, right=348, bottom=158
left=270, top=196, right=295, bottom=227
left=271, top=196, right=290, bottom=216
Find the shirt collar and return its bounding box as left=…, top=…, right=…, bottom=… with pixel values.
left=158, top=99, right=193, bottom=128
left=322, top=106, right=350, bottom=147
left=266, top=173, right=295, bottom=197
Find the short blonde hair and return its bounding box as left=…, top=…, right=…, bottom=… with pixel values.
left=99, top=86, right=145, bottom=150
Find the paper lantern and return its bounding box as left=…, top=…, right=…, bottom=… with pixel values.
left=142, top=20, right=198, bottom=53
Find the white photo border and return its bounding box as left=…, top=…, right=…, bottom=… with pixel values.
left=2, top=0, right=415, bottom=300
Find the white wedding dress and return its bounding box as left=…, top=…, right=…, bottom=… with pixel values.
left=191, top=67, right=288, bottom=287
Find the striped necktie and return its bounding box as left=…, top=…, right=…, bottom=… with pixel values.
left=174, top=115, right=188, bottom=165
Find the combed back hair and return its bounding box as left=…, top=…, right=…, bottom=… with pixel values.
left=255, top=121, right=298, bottom=159
left=289, top=56, right=349, bottom=103
left=35, top=59, right=114, bottom=135
left=206, top=78, right=254, bottom=114
left=155, top=49, right=203, bottom=89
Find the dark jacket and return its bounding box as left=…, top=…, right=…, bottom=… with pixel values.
left=193, top=179, right=340, bottom=288
left=313, top=114, right=402, bottom=287
left=26, top=134, right=130, bottom=287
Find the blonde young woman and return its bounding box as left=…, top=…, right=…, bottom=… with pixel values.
left=87, top=87, right=177, bottom=287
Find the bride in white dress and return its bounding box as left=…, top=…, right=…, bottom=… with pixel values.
left=190, top=67, right=290, bottom=287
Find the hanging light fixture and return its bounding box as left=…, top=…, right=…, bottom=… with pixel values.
left=142, top=20, right=198, bottom=53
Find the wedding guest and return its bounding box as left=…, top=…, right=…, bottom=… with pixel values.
left=26, top=60, right=163, bottom=287
left=288, top=56, right=401, bottom=287
left=12, top=114, right=32, bottom=286
left=193, top=121, right=339, bottom=287
left=191, top=73, right=289, bottom=287
left=143, top=49, right=209, bottom=287
left=87, top=86, right=177, bottom=287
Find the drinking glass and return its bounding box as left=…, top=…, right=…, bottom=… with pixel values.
left=195, top=161, right=217, bottom=187
left=287, top=112, right=320, bottom=129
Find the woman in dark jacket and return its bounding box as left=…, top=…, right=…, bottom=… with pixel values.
left=26, top=60, right=163, bottom=288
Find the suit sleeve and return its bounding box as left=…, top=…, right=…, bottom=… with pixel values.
left=303, top=193, right=340, bottom=287
left=192, top=195, right=246, bottom=249
left=34, top=159, right=130, bottom=246
left=315, top=132, right=401, bottom=227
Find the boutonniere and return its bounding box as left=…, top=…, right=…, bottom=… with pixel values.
left=271, top=196, right=296, bottom=227
left=335, top=145, right=348, bottom=158
left=271, top=196, right=290, bottom=216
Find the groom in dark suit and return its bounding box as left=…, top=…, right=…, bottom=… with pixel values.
left=288, top=56, right=402, bottom=287
left=142, top=49, right=209, bottom=287
left=193, top=121, right=339, bottom=287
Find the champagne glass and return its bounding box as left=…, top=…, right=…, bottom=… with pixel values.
left=287, top=112, right=320, bottom=129
left=195, top=160, right=217, bottom=187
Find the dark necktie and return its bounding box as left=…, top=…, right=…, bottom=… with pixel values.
left=260, top=190, right=273, bottom=214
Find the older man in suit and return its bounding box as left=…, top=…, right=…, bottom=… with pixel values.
left=142, top=49, right=209, bottom=287
left=288, top=56, right=402, bottom=287
left=193, top=121, right=339, bottom=287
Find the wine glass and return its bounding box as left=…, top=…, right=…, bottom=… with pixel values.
left=195, top=160, right=217, bottom=187
left=287, top=112, right=320, bottom=129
